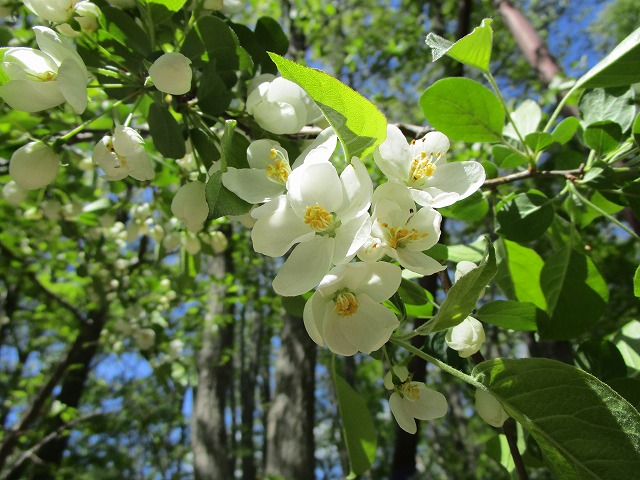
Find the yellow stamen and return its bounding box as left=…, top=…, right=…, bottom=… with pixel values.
left=387, top=226, right=428, bottom=249
left=334, top=290, right=359, bottom=317
left=265, top=149, right=291, bottom=185
left=409, top=152, right=437, bottom=184
left=304, top=205, right=334, bottom=232
left=400, top=381, right=420, bottom=401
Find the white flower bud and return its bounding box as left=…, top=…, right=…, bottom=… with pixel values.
left=475, top=389, right=509, bottom=427
left=2, top=181, right=28, bottom=205
left=134, top=328, right=156, bottom=350
left=246, top=77, right=311, bottom=134
left=455, top=260, right=486, bottom=299
left=163, top=232, right=181, bottom=250
left=445, top=316, right=485, bottom=358
left=168, top=339, right=184, bottom=358
left=208, top=231, right=228, bottom=253
left=57, top=2, right=101, bottom=36
left=183, top=234, right=201, bottom=255
left=9, top=142, right=60, bottom=190
left=23, top=0, right=77, bottom=23
left=148, top=52, right=192, bottom=96
left=171, top=181, right=209, bottom=232
left=93, top=126, right=154, bottom=181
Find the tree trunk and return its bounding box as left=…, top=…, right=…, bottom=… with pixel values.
left=265, top=313, right=316, bottom=480
left=191, top=255, right=235, bottom=480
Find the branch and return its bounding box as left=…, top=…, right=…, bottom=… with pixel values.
left=482, top=166, right=584, bottom=188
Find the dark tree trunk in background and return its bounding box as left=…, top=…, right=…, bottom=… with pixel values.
left=265, top=314, right=316, bottom=480
left=191, top=255, right=235, bottom=480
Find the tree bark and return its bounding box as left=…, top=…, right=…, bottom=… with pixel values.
left=265, top=313, right=316, bottom=480
left=191, top=254, right=235, bottom=480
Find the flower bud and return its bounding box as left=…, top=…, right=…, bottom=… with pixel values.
left=183, top=234, right=201, bottom=255
left=148, top=52, right=192, bottom=96
left=208, top=231, right=228, bottom=253
left=9, top=142, right=60, bottom=190
left=93, top=126, right=154, bottom=181
left=2, top=181, right=28, bottom=205
left=57, top=2, right=101, bottom=36
left=475, top=389, right=509, bottom=427
left=171, top=181, right=209, bottom=232
left=246, top=77, right=312, bottom=134
left=445, top=316, right=485, bottom=358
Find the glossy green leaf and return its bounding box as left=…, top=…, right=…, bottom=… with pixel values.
left=614, top=320, right=640, bottom=376
left=608, top=378, right=640, bottom=411
left=147, top=103, right=185, bottom=159
left=417, top=239, right=495, bottom=335
left=255, top=16, right=289, bottom=55
left=197, top=62, right=232, bottom=115
left=635, top=266, right=640, bottom=297
left=503, top=99, right=541, bottom=140
left=473, top=358, right=640, bottom=480
left=398, top=278, right=434, bottom=318
left=579, top=87, right=635, bottom=132
left=189, top=128, right=220, bottom=172
left=551, top=117, right=581, bottom=144
left=576, top=339, right=627, bottom=382
left=575, top=26, right=640, bottom=89
left=334, top=371, right=377, bottom=478
left=143, top=0, right=186, bottom=10
left=576, top=191, right=624, bottom=227
left=420, top=78, right=505, bottom=142
left=205, top=171, right=252, bottom=219
left=491, top=144, right=528, bottom=168
left=425, top=18, right=493, bottom=72
left=476, top=300, right=542, bottom=331
left=495, top=239, right=546, bottom=310
left=584, top=120, right=623, bottom=158
left=539, top=248, right=609, bottom=339
left=438, top=191, right=488, bottom=222
left=269, top=54, right=387, bottom=160
left=496, top=190, right=554, bottom=243
left=633, top=112, right=640, bottom=147
left=525, top=132, right=554, bottom=154
left=197, top=16, right=240, bottom=72
left=100, top=6, right=152, bottom=56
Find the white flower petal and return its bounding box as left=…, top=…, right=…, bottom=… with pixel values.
left=389, top=392, right=418, bottom=434
left=404, top=206, right=441, bottom=251
left=424, top=161, right=486, bottom=207
left=57, top=58, right=87, bottom=113
left=0, top=79, right=65, bottom=112
left=410, top=131, right=450, bottom=163
left=246, top=139, right=287, bottom=169
left=222, top=167, right=284, bottom=203
left=322, top=309, right=359, bottom=356
left=403, top=383, right=448, bottom=420
left=383, top=365, right=409, bottom=390
left=148, top=52, right=192, bottom=95
left=272, top=237, right=334, bottom=296
left=373, top=182, right=415, bottom=214
left=347, top=261, right=402, bottom=302
left=303, top=292, right=325, bottom=346
left=332, top=213, right=371, bottom=263
left=287, top=161, right=343, bottom=216
left=374, top=124, right=411, bottom=183
left=395, top=249, right=445, bottom=276
left=291, top=127, right=337, bottom=169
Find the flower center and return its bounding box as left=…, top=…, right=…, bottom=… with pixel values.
left=304, top=205, right=337, bottom=234
left=334, top=289, right=359, bottom=317
left=409, top=150, right=440, bottom=186
left=380, top=223, right=428, bottom=249
left=265, top=148, right=291, bottom=185
left=399, top=381, right=420, bottom=401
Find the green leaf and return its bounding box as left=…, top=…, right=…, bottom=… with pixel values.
left=334, top=370, right=377, bottom=478
left=614, top=320, right=640, bottom=376
left=197, top=16, right=240, bottom=72
left=143, top=0, right=187, bottom=11
left=539, top=248, right=609, bottom=339
left=623, top=181, right=640, bottom=219
left=220, top=120, right=250, bottom=170
left=205, top=171, right=252, bottom=219
left=584, top=120, right=624, bottom=154
left=476, top=300, right=542, bottom=331
left=575, top=26, right=640, bottom=89
left=524, top=132, right=554, bottom=154
left=503, top=99, right=541, bottom=140
left=0, top=48, right=10, bottom=86
left=197, top=62, right=232, bottom=115
left=579, top=87, right=636, bottom=132
left=633, top=112, right=640, bottom=147
left=189, top=128, right=220, bottom=172
left=438, top=191, right=488, bottom=222
left=417, top=239, right=496, bottom=335
left=255, top=16, right=289, bottom=55
left=100, top=6, right=152, bottom=56
left=473, top=358, right=640, bottom=480
left=491, top=144, right=528, bottom=168
left=420, top=78, right=505, bottom=142
left=495, top=239, right=546, bottom=310
left=147, top=103, right=185, bottom=159
left=551, top=117, right=581, bottom=144
left=576, top=339, right=628, bottom=382
left=635, top=266, right=640, bottom=297
left=425, top=18, right=493, bottom=72
left=576, top=191, right=624, bottom=227
left=269, top=53, right=387, bottom=160
left=496, top=190, right=554, bottom=243
left=398, top=278, right=433, bottom=318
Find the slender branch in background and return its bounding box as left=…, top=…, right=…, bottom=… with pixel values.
left=482, top=166, right=584, bottom=188
left=503, top=418, right=530, bottom=480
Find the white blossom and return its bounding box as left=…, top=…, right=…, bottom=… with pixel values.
left=0, top=27, right=88, bottom=113
left=374, top=124, right=485, bottom=208
left=2, top=181, right=28, bottom=205
left=251, top=156, right=372, bottom=296
left=384, top=366, right=448, bottom=434
left=445, top=316, right=485, bottom=358
left=171, top=181, right=209, bottom=232
left=56, top=2, right=101, bottom=36
left=475, top=389, right=509, bottom=427
left=93, top=126, right=155, bottom=181
left=358, top=182, right=445, bottom=276
left=303, top=262, right=401, bottom=356
left=148, top=52, right=192, bottom=95
left=9, top=141, right=60, bottom=190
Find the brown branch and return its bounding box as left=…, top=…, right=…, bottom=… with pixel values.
left=482, top=166, right=584, bottom=188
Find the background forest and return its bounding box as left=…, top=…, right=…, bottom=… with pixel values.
left=1, top=0, right=639, bottom=479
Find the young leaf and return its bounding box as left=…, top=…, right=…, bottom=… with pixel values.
left=539, top=247, right=609, bottom=339
left=551, top=117, right=581, bottom=144
left=147, top=103, right=185, bottom=159
left=503, top=99, right=541, bottom=140
left=614, top=320, right=640, bottom=375
left=269, top=54, right=387, bottom=160
left=334, top=370, right=377, bottom=478
left=575, top=26, right=640, bottom=89
left=416, top=238, right=495, bottom=335
left=100, top=6, right=152, bottom=56
left=491, top=144, right=528, bottom=168
left=583, top=120, right=623, bottom=154
left=144, top=0, right=187, bottom=11
left=420, top=78, right=505, bottom=142
left=495, top=239, right=547, bottom=310
left=425, top=18, right=493, bottom=72
left=476, top=300, right=542, bottom=331
left=524, top=132, right=554, bottom=154
left=635, top=265, right=640, bottom=298
left=473, top=358, right=640, bottom=480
